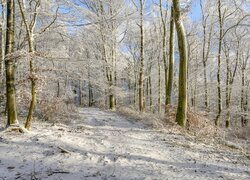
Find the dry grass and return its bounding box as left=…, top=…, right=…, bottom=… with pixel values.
left=38, top=96, right=79, bottom=124
left=118, top=105, right=223, bottom=141
left=118, top=106, right=250, bottom=158
left=232, top=126, right=250, bottom=140
left=164, top=105, right=220, bottom=136
left=117, top=106, right=249, bottom=156
left=117, top=106, right=163, bottom=128
left=164, top=105, right=222, bottom=138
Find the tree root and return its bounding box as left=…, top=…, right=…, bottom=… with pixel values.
left=0, top=124, right=29, bottom=133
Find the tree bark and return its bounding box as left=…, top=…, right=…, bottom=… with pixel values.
left=0, top=1, right=6, bottom=83
left=159, top=0, right=168, bottom=110
left=110, top=1, right=116, bottom=110
left=166, top=6, right=175, bottom=106
left=215, top=0, right=223, bottom=126
left=138, top=0, right=145, bottom=112
left=88, top=67, right=93, bottom=107
left=0, top=26, right=3, bottom=83
left=224, top=41, right=238, bottom=128
left=240, top=51, right=249, bottom=127
left=18, top=0, right=40, bottom=130
left=241, top=68, right=246, bottom=127
left=191, top=57, right=199, bottom=110
left=200, top=0, right=212, bottom=111
left=158, top=57, right=161, bottom=113
left=173, top=0, right=188, bottom=127
left=134, top=69, right=137, bottom=108
left=5, top=0, right=18, bottom=126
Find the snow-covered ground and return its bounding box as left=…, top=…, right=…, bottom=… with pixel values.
left=0, top=108, right=249, bottom=180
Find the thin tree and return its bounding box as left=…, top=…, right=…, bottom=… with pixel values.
left=138, top=0, right=145, bottom=112
left=0, top=0, right=6, bottom=83
left=215, top=0, right=223, bottom=126
left=158, top=0, right=169, bottom=109
left=17, top=0, right=40, bottom=129
left=166, top=6, right=175, bottom=106
left=214, top=0, right=249, bottom=126
left=200, top=0, right=214, bottom=111
left=223, top=35, right=239, bottom=128
left=157, top=56, right=161, bottom=112
left=240, top=48, right=249, bottom=127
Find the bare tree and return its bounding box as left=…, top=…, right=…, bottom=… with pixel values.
left=173, top=0, right=188, bottom=126
left=17, top=0, right=40, bottom=129
left=138, top=0, right=145, bottom=112
left=166, top=6, right=175, bottom=106
left=0, top=0, right=6, bottom=83
left=5, top=0, right=18, bottom=126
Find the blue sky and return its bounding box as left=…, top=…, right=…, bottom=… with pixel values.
left=145, top=0, right=202, bottom=21
left=190, top=2, right=202, bottom=21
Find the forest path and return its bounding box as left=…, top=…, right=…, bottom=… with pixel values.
left=0, top=108, right=249, bottom=180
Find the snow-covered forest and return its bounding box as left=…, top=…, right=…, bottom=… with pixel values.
left=0, top=0, right=250, bottom=179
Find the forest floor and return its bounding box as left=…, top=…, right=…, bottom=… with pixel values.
left=0, top=108, right=249, bottom=180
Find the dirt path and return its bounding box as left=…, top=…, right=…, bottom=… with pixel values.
left=0, top=108, right=249, bottom=179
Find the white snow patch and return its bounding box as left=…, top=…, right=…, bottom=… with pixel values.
left=0, top=108, right=249, bottom=179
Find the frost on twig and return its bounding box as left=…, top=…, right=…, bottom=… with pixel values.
left=58, top=146, right=71, bottom=154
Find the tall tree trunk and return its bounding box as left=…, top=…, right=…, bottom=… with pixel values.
left=0, top=1, right=6, bottom=83
left=173, top=0, right=188, bottom=127
left=241, top=68, right=245, bottom=127
left=191, top=86, right=196, bottom=109
left=5, top=0, right=18, bottom=126
left=128, top=71, right=132, bottom=105
left=149, top=75, right=152, bottom=111
left=146, top=73, right=149, bottom=108
left=200, top=0, right=209, bottom=111
left=224, top=41, right=238, bottom=128
left=225, top=46, right=230, bottom=128
left=192, top=58, right=199, bottom=110
left=88, top=83, right=93, bottom=107
left=225, top=39, right=240, bottom=128
left=243, top=86, right=248, bottom=126
left=110, top=2, right=116, bottom=110
left=240, top=53, right=249, bottom=127
left=79, top=80, right=83, bottom=106
left=18, top=0, right=40, bottom=130
left=203, top=61, right=208, bottom=109
left=158, top=58, right=161, bottom=113
left=202, top=38, right=209, bottom=110
left=0, top=26, right=3, bottom=83
left=166, top=6, right=175, bottom=106
left=57, top=80, right=60, bottom=97
left=109, top=94, right=115, bottom=110
left=114, top=63, right=117, bottom=107
left=159, top=0, right=168, bottom=110
left=109, top=73, right=115, bottom=110
left=138, top=0, right=145, bottom=112
left=215, top=0, right=223, bottom=126
left=133, top=65, right=137, bottom=108
left=86, top=51, right=93, bottom=107
left=146, top=65, right=152, bottom=111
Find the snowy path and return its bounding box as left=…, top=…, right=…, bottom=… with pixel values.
left=0, top=108, right=249, bottom=180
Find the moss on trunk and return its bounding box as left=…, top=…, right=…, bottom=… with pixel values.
left=5, top=0, right=19, bottom=126
left=173, top=0, right=188, bottom=127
